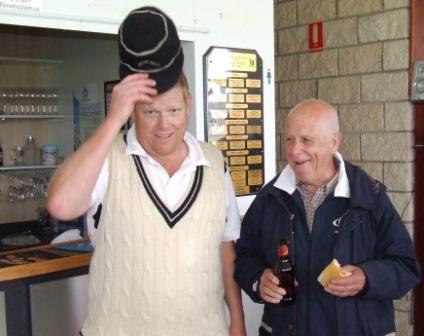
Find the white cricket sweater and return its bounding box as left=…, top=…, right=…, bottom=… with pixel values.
left=81, top=136, right=228, bottom=336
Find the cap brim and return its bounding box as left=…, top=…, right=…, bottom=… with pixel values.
left=119, top=51, right=184, bottom=94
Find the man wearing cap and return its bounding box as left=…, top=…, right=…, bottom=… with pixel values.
left=47, top=6, right=246, bottom=336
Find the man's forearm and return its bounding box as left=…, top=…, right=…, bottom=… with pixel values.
left=47, top=117, right=121, bottom=219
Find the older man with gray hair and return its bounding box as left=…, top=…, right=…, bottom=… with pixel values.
left=235, top=98, right=420, bottom=336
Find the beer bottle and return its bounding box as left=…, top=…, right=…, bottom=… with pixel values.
left=273, top=240, right=295, bottom=305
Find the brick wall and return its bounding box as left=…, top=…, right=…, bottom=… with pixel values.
left=274, top=0, right=414, bottom=334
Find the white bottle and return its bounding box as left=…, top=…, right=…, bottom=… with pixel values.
left=23, top=135, right=38, bottom=165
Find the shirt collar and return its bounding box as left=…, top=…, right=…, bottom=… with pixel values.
left=124, top=125, right=210, bottom=168
left=273, top=152, right=350, bottom=198
left=296, top=169, right=339, bottom=197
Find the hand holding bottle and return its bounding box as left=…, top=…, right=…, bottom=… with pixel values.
left=258, top=268, right=286, bottom=304
left=258, top=240, right=296, bottom=305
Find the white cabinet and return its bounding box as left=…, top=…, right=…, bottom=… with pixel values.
left=30, top=275, right=89, bottom=336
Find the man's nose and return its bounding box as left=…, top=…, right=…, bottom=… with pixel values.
left=157, top=111, right=170, bottom=127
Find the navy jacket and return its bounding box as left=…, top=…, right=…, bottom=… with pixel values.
left=235, top=161, right=420, bottom=336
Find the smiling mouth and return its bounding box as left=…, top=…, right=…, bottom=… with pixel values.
left=156, top=133, right=173, bottom=139
left=294, top=159, right=308, bottom=165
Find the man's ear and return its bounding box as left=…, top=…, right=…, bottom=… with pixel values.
left=185, top=92, right=193, bottom=117
left=129, top=102, right=137, bottom=120
left=332, top=132, right=343, bottom=153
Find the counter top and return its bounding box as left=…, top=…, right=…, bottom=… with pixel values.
left=0, top=239, right=92, bottom=282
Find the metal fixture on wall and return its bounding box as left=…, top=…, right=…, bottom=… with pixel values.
left=412, top=61, right=424, bottom=101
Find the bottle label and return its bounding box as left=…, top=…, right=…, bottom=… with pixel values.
left=278, top=244, right=289, bottom=257
left=42, top=145, right=58, bottom=165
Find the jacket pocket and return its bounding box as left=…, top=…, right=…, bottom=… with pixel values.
left=357, top=300, right=378, bottom=335
left=337, top=297, right=377, bottom=335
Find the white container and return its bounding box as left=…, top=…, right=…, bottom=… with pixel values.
left=41, top=144, right=58, bottom=165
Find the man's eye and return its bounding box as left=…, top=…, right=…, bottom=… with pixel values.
left=169, top=108, right=180, bottom=114
left=144, top=110, right=158, bottom=116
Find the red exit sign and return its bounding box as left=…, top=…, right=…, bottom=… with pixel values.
left=308, top=21, right=324, bottom=52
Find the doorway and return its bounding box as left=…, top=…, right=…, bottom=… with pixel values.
left=412, top=0, right=424, bottom=335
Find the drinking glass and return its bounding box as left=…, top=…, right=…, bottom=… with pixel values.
left=10, top=146, right=25, bottom=165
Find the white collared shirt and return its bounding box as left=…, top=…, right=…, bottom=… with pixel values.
left=273, top=152, right=351, bottom=198
left=88, top=125, right=241, bottom=241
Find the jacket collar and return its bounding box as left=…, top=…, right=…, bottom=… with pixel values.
left=343, top=161, right=381, bottom=210
left=273, top=152, right=350, bottom=198
left=268, top=154, right=380, bottom=211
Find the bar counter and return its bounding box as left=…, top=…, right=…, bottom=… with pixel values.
left=0, top=239, right=92, bottom=336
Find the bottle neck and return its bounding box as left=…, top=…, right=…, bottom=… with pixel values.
left=278, top=244, right=289, bottom=257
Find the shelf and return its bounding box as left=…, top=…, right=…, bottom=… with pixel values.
left=0, top=114, right=65, bottom=120
left=0, top=165, right=58, bottom=172
left=0, top=56, right=63, bottom=67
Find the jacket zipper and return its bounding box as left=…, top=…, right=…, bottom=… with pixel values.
left=332, top=208, right=351, bottom=256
